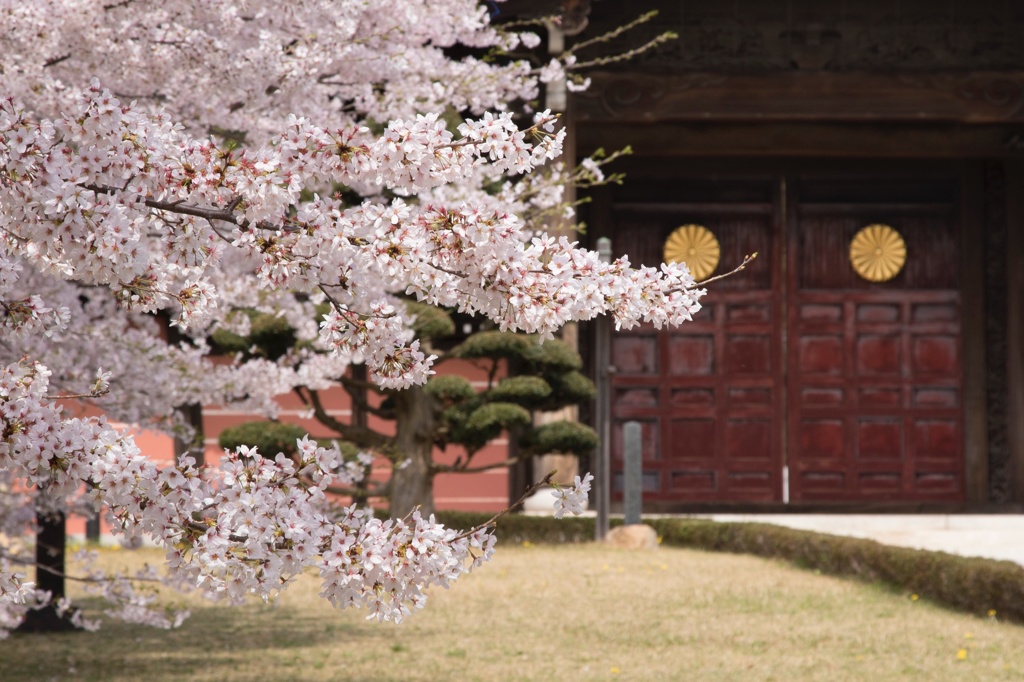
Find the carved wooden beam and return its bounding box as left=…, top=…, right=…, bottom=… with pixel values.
left=575, top=71, right=1024, bottom=124
left=496, top=0, right=591, bottom=35
left=576, top=121, right=1024, bottom=158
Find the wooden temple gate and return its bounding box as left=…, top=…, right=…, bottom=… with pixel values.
left=500, top=0, right=1024, bottom=509
left=604, top=170, right=965, bottom=504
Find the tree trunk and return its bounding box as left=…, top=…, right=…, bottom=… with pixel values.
left=16, top=508, right=80, bottom=633
left=173, top=402, right=205, bottom=468
left=350, top=364, right=370, bottom=507
left=388, top=386, right=436, bottom=518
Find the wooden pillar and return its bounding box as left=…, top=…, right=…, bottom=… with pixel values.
left=962, top=163, right=989, bottom=504
left=531, top=95, right=581, bottom=487
left=1006, top=160, right=1024, bottom=504
left=589, top=188, right=614, bottom=534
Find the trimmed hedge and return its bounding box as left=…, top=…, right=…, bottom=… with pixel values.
left=432, top=512, right=1024, bottom=624
left=436, top=510, right=595, bottom=545
left=646, top=518, right=1024, bottom=625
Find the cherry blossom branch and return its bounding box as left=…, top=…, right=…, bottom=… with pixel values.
left=563, top=10, right=660, bottom=57
left=565, top=32, right=679, bottom=70
left=84, top=184, right=244, bottom=226
left=455, top=471, right=556, bottom=540
left=694, top=252, right=759, bottom=288
left=42, top=53, right=72, bottom=68
left=0, top=0, right=709, bottom=633
left=317, top=285, right=397, bottom=321
left=15, top=556, right=164, bottom=585
left=102, top=0, right=137, bottom=10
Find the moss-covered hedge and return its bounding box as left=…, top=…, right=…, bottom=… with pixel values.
left=432, top=512, right=1024, bottom=624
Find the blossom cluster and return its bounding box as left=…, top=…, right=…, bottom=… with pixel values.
left=0, top=361, right=499, bottom=632
left=0, top=0, right=700, bottom=634
left=2, top=85, right=701, bottom=391
left=0, top=0, right=548, bottom=142
left=553, top=473, right=594, bottom=519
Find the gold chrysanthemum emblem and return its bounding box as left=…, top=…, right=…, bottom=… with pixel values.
left=663, top=224, right=720, bottom=281
left=849, top=224, right=907, bottom=282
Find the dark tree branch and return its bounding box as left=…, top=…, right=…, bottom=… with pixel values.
left=43, top=54, right=72, bottom=68
left=297, top=386, right=390, bottom=450
left=337, top=373, right=382, bottom=395
left=486, top=357, right=500, bottom=389
left=432, top=454, right=525, bottom=475
left=337, top=375, right=392, bottom=419
left=82, top=184, right=306, bottom=237
left=308, top=477, right=387, bottom=499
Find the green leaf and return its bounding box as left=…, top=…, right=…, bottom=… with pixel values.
left=248, top=313, right=297, bottom=360
left=453, top=332, right=583, bottom=372
left=405, top=301, right=456, bottom=339
left=449, top=401, right=531, bottom=453
left=545, top=370, right=596, bottom=406
left=209, top=309, right=296, bottom=360
left=424, top=375, right=476, bottom=403
left=521, top=421, right=598, bottom=457
left=210, top=326, right=250, bottom=354
left=452, top=331, right=536, bottom=361
left=526, top=338, right=582, bottom=372
left=464, top=402, right=532, bottom=433
left=486, top=376, right=552, bottom=407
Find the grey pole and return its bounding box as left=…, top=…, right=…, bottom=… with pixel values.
left=623, top=421, right=643, bottom=525
left=594, top=237, right=613, bottom=541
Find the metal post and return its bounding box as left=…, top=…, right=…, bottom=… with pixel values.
left=623, top=421, right=643, bottom=525
left=595, top=237, right=613, bottom=541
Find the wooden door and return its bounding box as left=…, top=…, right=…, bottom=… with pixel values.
left=787, top=175, right=965, bottom=502
left=605, top=168, right=966, bottom=506
left=609, top=195, right=784, bottom=502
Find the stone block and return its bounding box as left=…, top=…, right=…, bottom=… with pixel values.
left=606, top=524, right=658, bottom=550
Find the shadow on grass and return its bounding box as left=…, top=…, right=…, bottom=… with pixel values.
left=4, top=599, right=371, bottom=682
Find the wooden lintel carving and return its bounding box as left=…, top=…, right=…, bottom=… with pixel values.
left=574, top=71, right=1024, bottom=124
left=559, top=0, right=592, bottom=36
left=496, top=0, right=591, bottom=35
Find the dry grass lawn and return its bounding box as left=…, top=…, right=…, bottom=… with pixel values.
left=3, top=543, right=1023, bottom=681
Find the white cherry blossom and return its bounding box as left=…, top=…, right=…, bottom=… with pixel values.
left=0, top=0, right=697, bottom=635
left=553, top=473, right=594, bottom=519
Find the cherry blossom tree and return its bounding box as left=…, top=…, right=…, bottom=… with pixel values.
left=0, top=0, right=701, bottom=634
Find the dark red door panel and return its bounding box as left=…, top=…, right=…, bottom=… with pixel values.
left=610, top=203, right=783, bottom=502
left=787, top=189, right=964, bottom=502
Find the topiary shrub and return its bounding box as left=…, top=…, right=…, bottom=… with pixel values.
left=406, top=300, right=457, bottom=340
left=520, top=421, right=599, bottom=457
left=210, top=310, right=297, bottom=360
left=423, top=375, right=476, bottom=403
left=487, top=376, right=552, bottom=406
left=218, top=421, right=309, bottom=457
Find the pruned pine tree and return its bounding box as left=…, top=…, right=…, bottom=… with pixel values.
left=218, top=307, right=597, bottom=517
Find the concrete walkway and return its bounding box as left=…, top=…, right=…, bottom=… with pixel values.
left=687, top=514, right=1024, bottom=566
